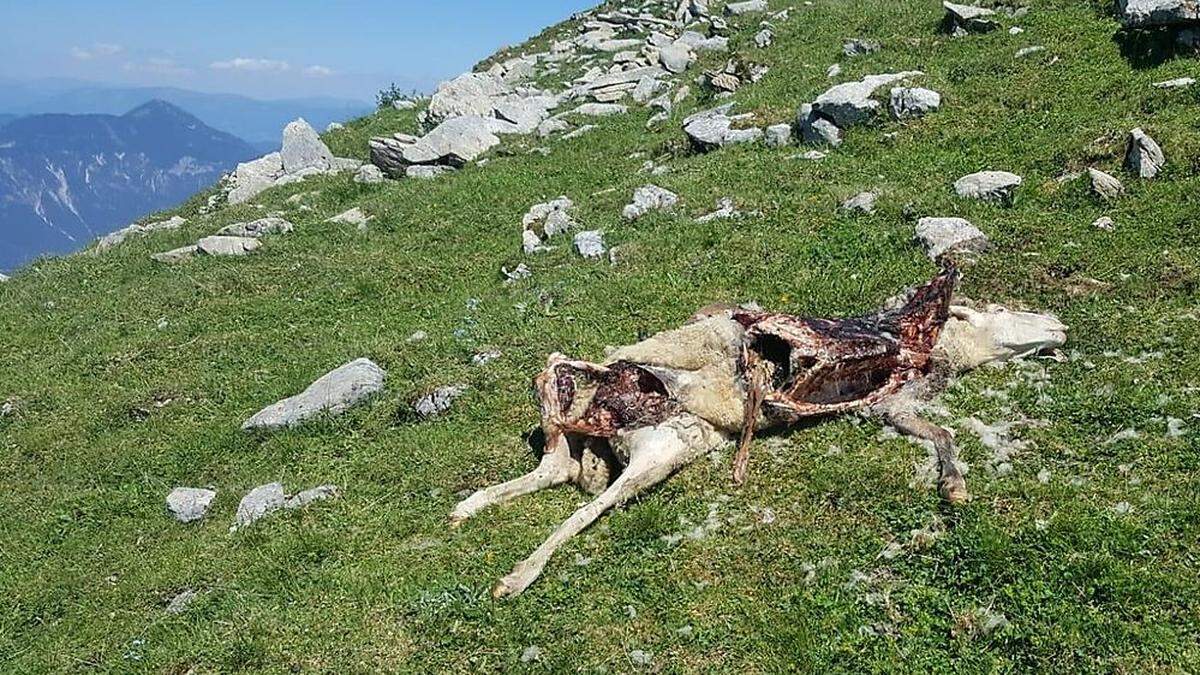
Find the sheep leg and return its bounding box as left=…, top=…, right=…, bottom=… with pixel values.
left=886, top=410, right=969, bottom=504
left=449, top=427, right=578, bottom=526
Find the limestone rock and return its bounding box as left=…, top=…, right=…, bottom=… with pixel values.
left=196, top=236, right=261, bottom=257
left=916, top=217, right=989, bottom=259
left=659, top=42, right=695, bottom=74
left=841, top=192, right=878, bottom=214
left=281, top=118, right=335, bottom=174
left=242, top=358, right=386, bottom=430
left=424, top=72, right=512, bottom=127
left=1153, top=76, right=1196, bottom=89
left=572, top=103, right=629, bottom=117
left=228, top=152, right=284, bottom=205
left=574, top=230, right=607, bottom=258
left=696, top=197, right=741, bottom=223
left=538, top=118, right=571, bottom=137
left=755, top=28, right=775, bottom=48
left=354, top=164, right=386, bottom=184
left=151, top=245, right=199, bottom=264
left=232, top=482, right=339, bottom=531
left=523, top=196, right=577, bottom=243
left=889, top=87, right=941, bottom=119
left=407, top=165, right=457, bottom=179
left=217, top=217, right=293, bottom=238
left=327, top=207, right=372, bottom=229
left=1125, top=128, right=1165, bottom=178
left=843, top=39, right=881, bottom=57
left=813, top=72, right=923, bottom=127
left=797, top=104, right=843, bottom=146
left=623, top=185, right=679, bottom=220
left=725, top=0, right=768, bottom=15
left=166, top=487, right=216, bottom=523
left=95, top=216, right=187, bottom=252
left=414, top=385, right=468, bottom=418
left=954, top=171, right=1023, bottom=204
left=943, top=1, right=999, bottom=35
left=1117, top=0, right=1200, bottom=27
left=1087, top=168, right=1124, bottom=200
left=683, top=104, right=763, bottom=151
left=936, top=305, right=1068, bottom=371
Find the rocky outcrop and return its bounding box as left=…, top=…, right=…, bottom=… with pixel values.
left=1117, top=0, right=1200, bottom=27
left=683, top=104, right=763, bottom=151
left=227, top=119, right=361, bottom=205
left=95, top=216, right=187, bottom=253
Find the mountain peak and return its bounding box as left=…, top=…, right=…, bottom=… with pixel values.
left=122, top=98, right=197, bottom=122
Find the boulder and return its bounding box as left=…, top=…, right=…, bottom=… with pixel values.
left=936, top=305, right=1068, bottom=371
left=217, top=217, right=294, bottom=238
left=1117, top=0, right=1200, bottom=27
left=954, top=170, right=1023, bottom=204
left=943, top=1, right=999, bottom=35
left=95, top=216, right=187, bottom=252
left=1087, top=168, right=1124, bottom=200
left=659, top=43, right=695, bottom=74
left=228, top=153, right=284, bottom=205
left=1125, top=127, right=1165, bottom=178
left=683, top=104, right=763, bottom=151
left=797, top=104, right=843, bottom=146
left=196, top=236, right=261, bottom=257
left=281, top=119, right=334, bottom=174
left=764, top=123, right=793, bottom=147
left=166, top=487, right=216, bottom=523
left=354, top=164, right=386, bottom=184
left=889, top=87, right=942, bottom=119
left=151, top=245, right=200, bottom=264
left=916, top=217, right=989, bottom=259
left=231, top=482, right=339, bottom=531
left=812, top=72, right=923, bottom=127
left=574, top=230, right=607, bottom=258
left=623, top=185, right=679, bottom=220
left=725, top=0, right=768, bottom=15
left=424, top=72, right=512, bottom=127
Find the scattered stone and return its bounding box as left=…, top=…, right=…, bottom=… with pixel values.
left=827, top=63, right=842, bottom=78
left=811, top=71, right=924, bottom=127
left=472, top=349, right=502, bottom=366
left=954, top=170, right=1023, bottom=204
left=1125, top=128, right=1165, bottom=178
left=228, top=152, right=284, bottom=205
left=889, top=87, right=941, bottom=119
left=166, top=589, right=198, bottom=614
left=1015, top=45, right=1045, bottom=58
left=764, top=123, right=793, bottom=147
left=217, top=217, right=294, bottom=238
left=572, top=102, right=629, bottom=117
left=841, top=191, right=878, bottom=214
left=659, top=42, right=695, bottom=74
left=1153, top=77, right=1196, bottom=89
left=1087, top=168, right=1124, bottom=200
left=1117, top=0, right=1200, bottom=27
left=797, top=149, right=828, bottom=160
left=1113, top=501, right=1133, bottom=515
left=1093, top=216, right=1116, bottom=231
left=407, top=165, right=457, bottom=180
left=95, top=216, right=187, bottom=252
left=231, top=482, right=339, bottom=531
left=755, top=28, right=775, bottom=48
left=520, top=646, right=542, bottom=663
left=843, top=39, right=881, bottom=57
left=943, top=1, right=999, bottom=35
left=327, top=207, right=372, bottom=229
left=354, top=164, right=386, bottom=184
left=407, top=330, right=428, bottom=343
left=696, top=197, right=741, bottom=223
left=1009, top=26, right=1025, bottom=34
left=151, top=245, right=200, bottom=264
left=285, top=485, right=340, bottom=509
left=414, top=385, right=467, bottom=418
left=725, top=0, right=767, bottom=15
left=522, top=196, right=576, bottom=252
left=683, top=104, right=763, bottom=150
left=166, top=487, right=216, bottom=523
left=915, top=217, right=989, bottom=259
left=393, top=99, right=417, bottom=110
left=196, top=236, right=261, bottom=257
left=628, top=650, right=654, bottom=667
left=242, top=358, right=387, bottom=430
left=281, top=118, right=335, bottom=174
left=623, top=185, right=679, bottom=220
left=574, top=230, right=607, bottom=258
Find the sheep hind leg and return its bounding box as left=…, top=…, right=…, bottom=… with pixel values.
left=449, top=428, right=578, bottom=526
left=886, top=410, right=970, bottom=504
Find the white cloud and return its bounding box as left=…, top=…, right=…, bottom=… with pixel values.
left=71, top=43, right=123, bottom=60
left=303, top=65, right=335, bottom=77
left=209, top=57, right=290, bottom=72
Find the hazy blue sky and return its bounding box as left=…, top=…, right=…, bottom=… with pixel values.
left=0, top=1, right=596, bottom=102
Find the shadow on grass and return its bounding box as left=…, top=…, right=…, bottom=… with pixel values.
left=1113, top=26, right=1199, bottom=68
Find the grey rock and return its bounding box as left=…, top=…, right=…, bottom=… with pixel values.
left=228, top=152, right=284, bottom=205
left=538, top=118, right=571, bottom=137
left=954, top=171, right=1023, bottom=204
left=166, top=487, right=216, bottom=523
left=327, top=207, right=372, bottom=229
left=623, top=185, right=679, bottom=220
left=1125, top=127, right=1165, bottom=178
left=151, top=245, right=200, bottom=264
left=574, top=230, right=606, bottom=258
left=677, top=31, right=730, bottom=52
left=408, top=115, right=507, bottom=165
left=1152, top=76, right=1196, bottom=88
left=572, top=103, right=629, bottom=117
left=943, top=1, right=999, bottom=34
left=764, top=123, right=793, bottom=147
left=502, top=263, right=532, bottom=284
left=725, top=0, right=768, bottom=15
left=196, top=236, right=261, bottom=257
left=683, top=104, right=763, bottom=150
left=217, top=217, right=294, bottom=238
left=755, top=28, right=775, bottom=48
left=1015, top=45, right=1045, bottom=58
left=424, top=72, right=512, bottom=126
left=1117, top=0, right=1200, bottom=26
left=521, top=645, right=542, bottom=663
left=523, top=196, right=576, bottom=240
left=916, top=217, right=989, bottom=259
left=797, top=104, right=843, bottom=146
left=1087, top=168, right=1124, bottom=200
left=415, top=385, right=468, bottom=418
left=284, top=485, right=340, bottom=509
left=841, top=191, right=878, bottom=213
left=632, top=77, right=664, bottom=103
left=1093, top=216, right=1116, bottom=231
left=407, top=165, right=457, bottom=179
left=281, top=118, right=335, bottom=174
left=493, top=98, right=553, bottom=134
left=166, top=589, right=198, bottom=614
left=813, top=71, right=923, bottom=127
left=233, top=482, right=286, bottom=530
left=0, top=273, right=9, bottom=282
left=354, top=164, right=386, bottom=184
left=659, top=43, right=695, bottom=74
left=629, top=650, right=653, bottom=667
left=95, top=216, right=187, bottom=252
left=843, top=39, right=881, bottom=57
left=562, top=124, right=597, bottom=140
left=242, top=358, right=386, bottom=430
left=827, top=63, right=843, bottom=78
left=889, top=87, right=941, bottom=119
left=695, top=197, right=740, bottom=223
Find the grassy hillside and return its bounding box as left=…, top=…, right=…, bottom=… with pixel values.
left=2, top=0, right=1198, bottom=671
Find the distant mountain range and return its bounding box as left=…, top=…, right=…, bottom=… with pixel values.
left=0, top=78, right=372, bottom=146
left=0, top=100, right=257, bottom=271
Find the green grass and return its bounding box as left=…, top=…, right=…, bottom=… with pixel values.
left=2, top=0, right=1199, bottom=671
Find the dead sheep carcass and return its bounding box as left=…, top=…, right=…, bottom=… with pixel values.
left=451, top=264, right=1067, bottom=597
